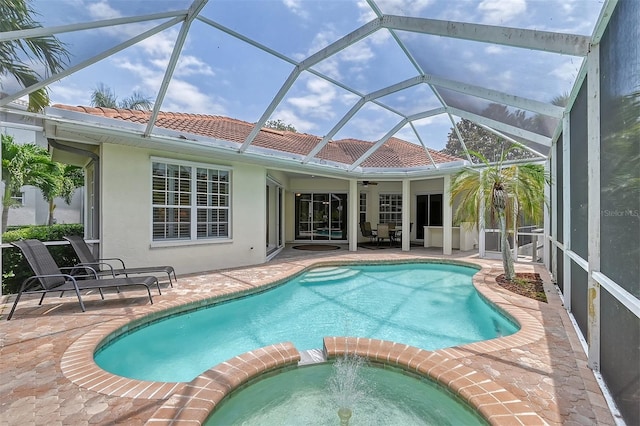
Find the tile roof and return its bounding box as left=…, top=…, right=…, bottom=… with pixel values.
left=51, top=105, right=462, bottom=167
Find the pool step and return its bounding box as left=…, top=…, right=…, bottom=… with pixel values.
left=299, top=348, right=326, bottom=365
left=300, top=267, right=359, bottom=284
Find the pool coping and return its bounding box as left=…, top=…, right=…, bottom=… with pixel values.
left=60, top=258, right=547, bottom=425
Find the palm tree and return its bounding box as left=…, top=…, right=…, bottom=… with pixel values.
left=450, top=149, right=548, bottom=281
left=91, top=83, right=153, bottom=110
left=1, top=134, right=58, bottom=232
left=40, top=164, right=84, bottom=226
left=0, top=0, right=69, bottom=112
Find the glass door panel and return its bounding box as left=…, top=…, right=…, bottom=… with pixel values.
left=295, top=192, right=348, bottom=241
left=295, top=193, right=312, bottom=240
left=330, top=193, right=348, bottom=240
left=313, top=194, right=330, bottom=240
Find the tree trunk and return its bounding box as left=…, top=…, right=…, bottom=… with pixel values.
left=499, top=211, right=515, bottom=281
left=48, top=199, right=55, bottom=226
left=2, top=178, right=12, bottom=233
left=1, top=204, right=9, bottom=234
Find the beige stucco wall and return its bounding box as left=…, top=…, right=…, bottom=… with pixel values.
left=99, top=144, right=267, bottom=275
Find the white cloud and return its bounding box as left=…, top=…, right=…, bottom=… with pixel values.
left=87, top=1, right=121, bottom=20
left=366, top=0, right=434, bottom=16
left=339, top=42, right=374, bottom=63
left=478, top=0, right=526, bottom=25
left=485, top=45, right=505, bottom=55
left=272, top=108, right=318, bottom=133
left=466, top=62, right=488, bottom=74
left=549, top=60, right=580, bottom=84
left=282, top=0, right=309, bottom=19
left=287, top=78, right=337, bottom=118
left=163, top=79, right=227, bottom=114
left=49, top=84, right=92, bottom=104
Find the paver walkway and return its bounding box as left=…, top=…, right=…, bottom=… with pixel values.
left=0, top=246, right=616, bottom=425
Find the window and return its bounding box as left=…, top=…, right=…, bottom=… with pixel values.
left=10, top=191, right=24, bottom=206
left=359, top=192, right=367, bottom=224
left=152, top=160, right=230, bottom=241
left=379, top=194, right=402, bottom=226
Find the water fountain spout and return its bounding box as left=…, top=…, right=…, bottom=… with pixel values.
left=328, top=355, right=369, bottom=425
left=338, top=407, right=352, bottom=425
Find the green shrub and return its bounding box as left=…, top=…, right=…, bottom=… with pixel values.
left=2, top=224, right=84, bottom=295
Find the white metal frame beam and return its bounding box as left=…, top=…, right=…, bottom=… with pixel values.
left=586, top=43, right=601, bottom=371
left=0, top=10, right=186, bottom=42
left=381, top=15, right=590, bottom=56
left=144, top=0, right=208, bottom=137
left=0, top=17, right=184, bottom=107
left=477, top=123, right=547, bottom=158
left=424, top=74, right=564, bottom=118
left=447, top=107, right=552, bottom=147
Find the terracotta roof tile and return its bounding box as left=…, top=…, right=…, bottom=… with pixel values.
left=51, top=105, right=463, bottom=167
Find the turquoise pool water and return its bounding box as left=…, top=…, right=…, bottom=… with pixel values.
left=95, top=263, right=518, bottom=382
left=205, top=362, right=487, bottom=425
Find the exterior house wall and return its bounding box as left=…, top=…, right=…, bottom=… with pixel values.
left=99, top=144, right=267, bottom=275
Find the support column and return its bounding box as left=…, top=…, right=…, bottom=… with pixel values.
left=401, top=179, right=410, bottom=251
left=349, top=179, right=358, bottom=252
left=551, top=139, right=558, bottom=279
left=443, top=175, right=452, bottom=255
left=586, top=43, right=601, bottom=371
left=563, top=112, right=572, bottom=312
left=478, top=170, right=486, bottom=258
left=543, top=159, right=550, bottom=269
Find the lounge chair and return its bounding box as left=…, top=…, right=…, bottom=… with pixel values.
left=64, top=235, right=176, bottom=287
left=6, top=239, right=160, bottom=320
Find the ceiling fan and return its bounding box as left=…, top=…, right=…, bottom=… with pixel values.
left=359, top=180, right=378, bottom=187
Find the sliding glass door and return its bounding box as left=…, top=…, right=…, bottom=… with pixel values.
left=295, top=192, right=347, bottom=241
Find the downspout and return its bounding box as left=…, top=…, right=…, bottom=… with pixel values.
left=47, top=138, right=100, bottom=240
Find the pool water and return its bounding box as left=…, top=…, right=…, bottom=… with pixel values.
left=205, top=362, right=487, bottom=425
left=95, top=263, right=518, bottom=382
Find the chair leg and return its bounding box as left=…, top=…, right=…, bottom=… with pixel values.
left=145, top=285, right=154, bottom=304
left=70, top=282, right=86, bottom=312
left=39, top=293, right=47, bottom=305
left=6, top=292, right=24, bottom=320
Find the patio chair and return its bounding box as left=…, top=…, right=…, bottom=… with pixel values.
left=359, top=221, right=377, bottom=243
left=376, top=224, right=393, bottom=246
left=64, top=235, right=176, bottom=287
left=6, top=239, right=161, bottom=320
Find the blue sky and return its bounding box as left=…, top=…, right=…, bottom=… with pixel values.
left=19, top=0, right=604, bottom=150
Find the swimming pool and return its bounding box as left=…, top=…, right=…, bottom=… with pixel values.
left=95, top=262, right=518, bottom=382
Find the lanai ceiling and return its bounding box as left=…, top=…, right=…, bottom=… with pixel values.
left=0, top=0, right=609, bottom=174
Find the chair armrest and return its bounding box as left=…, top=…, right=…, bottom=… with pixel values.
left=22, top=273, right=78, bottom=291
left=61, top=265, right=99, bottom=279
left=96, top=257, right=126, bottom=269
left=72, top=262, right=115, bottom=277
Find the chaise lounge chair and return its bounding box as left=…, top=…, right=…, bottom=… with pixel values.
left=6, top=239, right=161, bottom=320
left=64, top=235, right=176, bottom=287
